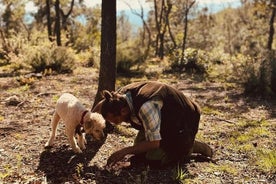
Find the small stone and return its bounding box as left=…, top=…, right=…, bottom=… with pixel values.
left=5, top=95, right=21, bottom=106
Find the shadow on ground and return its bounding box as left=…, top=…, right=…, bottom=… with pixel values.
left=37, top=138, right=106, bottom=183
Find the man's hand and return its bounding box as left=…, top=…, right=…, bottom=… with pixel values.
left=107, top=148, right=129, bottom=166
left=106, top=140, right=160, bottom=166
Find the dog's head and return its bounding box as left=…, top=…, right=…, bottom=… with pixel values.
left=83, top=112, right=106, bottom=141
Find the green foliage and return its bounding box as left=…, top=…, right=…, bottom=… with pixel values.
left=206, top=163, right=238, bottom=176
left=1, top=0, right=26, bottom=35
left=116, top=43, right=146, bottom=74
left=227, top=118, right=275, bottom=173
left=202, top=106, right=223, bottom=116
left=51, top=47, right=76, bottom=73
left=255, top=149, right=276, bottom=173
left=114, top=124, right=137, bottom=138
left=75, top=163, right=84, bottom=178
left=244, top=52, right=275, bottom=97
left=25, top=45, right=75, bottom=74
left=169, top=48, right=209, bottom=74
left=172, top=164, right=189, bottom=183
left=116, top=56, right=133, bottom=74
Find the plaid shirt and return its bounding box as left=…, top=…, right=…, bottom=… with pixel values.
left=125, top=92, right=163, bottom=141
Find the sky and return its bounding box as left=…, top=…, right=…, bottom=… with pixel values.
left=8, top=0, right=243, bottom=14
left=83, top=0, right=241, bottom=12
left=83, top=0, right=241, bottom=27
left=22, top=0, right=241, bottom=26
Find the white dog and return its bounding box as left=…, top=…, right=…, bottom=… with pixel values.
left=45, top=93, right=106, bottom=153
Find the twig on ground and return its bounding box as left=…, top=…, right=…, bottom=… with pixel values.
left=16, top=92, right=58, bottom=109
left=214, top=117, right=236, bottom=124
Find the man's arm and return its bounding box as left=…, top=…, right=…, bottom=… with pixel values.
left=107, top=140, right=160, bottom=166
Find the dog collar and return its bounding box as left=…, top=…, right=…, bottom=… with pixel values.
left=80, top=110, right=89, bottom=125
left=80, top=110, right=88, bottom=125
left=75, top=110, right=89, bottom=135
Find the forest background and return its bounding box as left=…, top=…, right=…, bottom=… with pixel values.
left=0, top=0, right=275, bottom=97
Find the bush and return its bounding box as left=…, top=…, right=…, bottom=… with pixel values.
left=26, top=45, right=75, bottom=74
left=243, top=51, right=276, bottom=97
left=116, top=44, right=146, bottom=74
left=51, top=47, right=75, bottom=73
left=169, top=48, right=209, bottom=74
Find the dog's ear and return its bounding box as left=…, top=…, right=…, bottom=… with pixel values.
left=85, top=120, right=94, bottom=130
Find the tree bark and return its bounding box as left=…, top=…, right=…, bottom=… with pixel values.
left=54, top=0, right=62, bottom=46
left=154, top=0, right=164, bottom=57
left=46, top=0, right=53, bottom=42
left=267, top=2, right=276, bottom=50
left=93, top=0, right=117, bottom=107
left=166, top=1, right=176, bottom=50
left=60, top=0, right=75, bottom=30
left=181, top=0, right=195, bottom=62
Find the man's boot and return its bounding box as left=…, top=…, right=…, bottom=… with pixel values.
left=192, top=140, right=213, bottom=157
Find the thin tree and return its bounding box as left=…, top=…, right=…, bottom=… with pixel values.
left=267, top=0, right=276, bottom=50
left=180, top=0, right=195, bottom=63
left=267, top=0, right=276, bottom=93
left=54, top=0, right=62, bottom=46
left=166, top=0, right=177, bottom=50
left=46, top=0, right=53, bottom=42
left=153, top=0, right=174, bottom=59
left=125, top=0, right=152, bottom=59
left=153, top=0, right=164, bottom=57
left=93, top=0, right=117, bottom=107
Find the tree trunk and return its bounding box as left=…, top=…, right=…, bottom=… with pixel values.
left=60, top=0, right=75, bottom=30
left=165, top=1, right=176, bottom=50
left=159, top=0, right=173, bottom=59
left=55, top=0, right=61, bottom=46
left=267, top=2, right=276, bottom=50
left=154, top=0, right=164, bottom=57
left=46, top=0, right=53, bottom=42
left=180, top=9, right=189, bottom=62
left=268, top=1, right=276, bottom=93
left=181, top=0, right=195, bottom=62
left=93, top=0, right=116, bottom=107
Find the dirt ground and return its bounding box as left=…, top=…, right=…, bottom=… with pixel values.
left=0, top=66, right=275, bottom=184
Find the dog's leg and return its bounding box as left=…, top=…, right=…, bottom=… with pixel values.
left=66, top=126, right=82, bottom=153
left=76, top=133, right=86, bottom=150
left=45, top=111, right=60, bottom=147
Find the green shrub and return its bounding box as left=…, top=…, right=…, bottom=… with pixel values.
left=116, top=44, right=146, bottom=74
left=169, top=48, right=209, bottom=74
left=51, top=47, right=75, bottom=73
left=26, top=45, right=75, bottom=74
left=243, top=52, right=275, bottom=97
left=117, top=57, right=133, bottom=74
left=244, top=65, right=261, bottom=94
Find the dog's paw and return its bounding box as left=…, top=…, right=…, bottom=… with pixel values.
left=73, top=147, right=83, bottom=154
left=44, top=142, right=53, bottom=148
left=80, top=145, right=86, bottom=150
